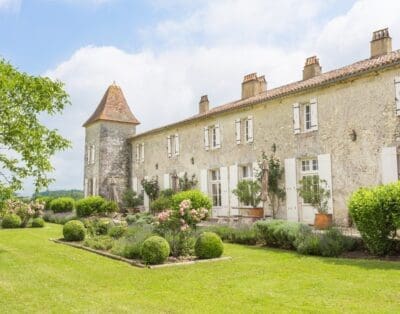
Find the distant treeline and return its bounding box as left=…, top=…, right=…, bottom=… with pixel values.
left=32, top=189, right=84, bottom=200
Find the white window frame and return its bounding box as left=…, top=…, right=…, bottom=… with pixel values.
left=206, top=124, right=221, bottom=150
left=300, top=158, right=319, bottom=205
left=245, top=116, right=254, bottom=143
left=304, top=104, right=312, bottom=131
left=210, top=169, right=222, bottom=207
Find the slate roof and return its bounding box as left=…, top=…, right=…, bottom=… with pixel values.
left=83, top=83, right=140, bottom=127
left=131, top=49, right=400, bottom=139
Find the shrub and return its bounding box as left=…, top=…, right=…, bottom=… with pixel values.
left=108, top=225, right=126, bottom=239
left=141, top=236, right=170, bottom=264
left=31, top=217, right=45, bottom=228
left=296, top=234, right=321, bottom=255
left=171, top=190, right=212, bottom=212
left=230, top=227, right=258, bottom=245
left=36, top=196, right=54, bottom=211
left=201, top=225, right=235, bottom=242
left=111, top=224, right=154, bottom=259
left=1, top=214, right=21, bottom=228
left=84, top=217, right=112, bottom=236
left=49, top=197, right=75, bottom=213
left=150, top=196, right=172, bottom=213
left=63, top=220, right=86, bottom=241
left=254, top=220, right=310, bottom=249
left=348, top=182, right=400, bottom=255
left=126, top=212, right=154, bottom=225
left=122, top=189, right=143, bottom=209
left=100, top=200, right=118, bottom=214
left=84, top=235, right=114, bottom=251
left=195, top=232, right=224, bottom=259
left=162, top=230, right=196, bottom=257
left=43, top=210, right=76, bottom=225
left=75, top=196, right=106, bottom=217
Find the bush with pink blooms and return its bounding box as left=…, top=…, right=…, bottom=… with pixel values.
left=1, top=199, right=45, bottom=228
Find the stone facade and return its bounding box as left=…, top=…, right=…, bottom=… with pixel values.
left=84, top=29, right=400, bottom=226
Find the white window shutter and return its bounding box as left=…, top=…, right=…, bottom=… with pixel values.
left=167, top=136, right=172, bottom=158
left=293, top=103, right=300, bottom=134
left=252, top=161, right=260, bottom=179
left=284, top=158, right=298, bottom=221
left=136, top=144, right=140, bottom=163
left=381, top=146, right=398, bottom=184
left=204, top=127, right=209, bottom=151
left=220, top=167, right=229, bottom=208
left=174, top=134, right=180, bottom=156
left=310, top=98, right=318, bottom=131
left=132, top=177, right=138, bottom=193
left=235, top=119, right=241, bottom=144
left=200, top=169, right=208, bottom=194
left=163, top=174, right=170, bottom=189
left=140, top=143, right=145, bottom=163
left=92, top=177, right=97, bottom=196
left=247, top=116, right=254, bottom=143
left=84, top=178, right=88, bottom=197
left=395, top=76, right=400, bottom=116
left=215, top=124, right=221, bottom=148
left=318, top=154, right=333, bottom=214
left=229, top=165, right=239, bottom=211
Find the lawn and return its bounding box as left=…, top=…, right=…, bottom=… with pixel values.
left=0, top=224, right=399, bottom=313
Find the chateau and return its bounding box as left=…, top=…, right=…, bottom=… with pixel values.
left=83, top=28, right=400, bottom=226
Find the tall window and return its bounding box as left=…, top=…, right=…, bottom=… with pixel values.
left=301, top=158, right=319, bottom=204
left=167, top=134, right=179, bottom=158
left=240, top=164, right=253, bottom=180
left=204, top=124, right=220, bottom=150
left=136, top=143, right=144, bottom=163
left=304, top=104, right=311, bottom=130
left=210, top=169, right=221, bottom=206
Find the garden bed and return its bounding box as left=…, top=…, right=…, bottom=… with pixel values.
left=50, top=238, right=231, bottom=268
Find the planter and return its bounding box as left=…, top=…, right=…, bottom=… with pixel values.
left=314, top=213, right=333, bottom=229
left=240, top=207, right=264, bottom=218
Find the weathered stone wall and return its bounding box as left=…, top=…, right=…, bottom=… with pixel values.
left=131, top=65, right=400, bottom=225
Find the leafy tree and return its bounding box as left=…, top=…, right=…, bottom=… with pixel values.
left=232, top=180, right=261, bottom=208
left=0, top=59, right=70, bottom=199
left=178, top=172, right=198, bottom=191
left=141, top=177, right=160, bottom=202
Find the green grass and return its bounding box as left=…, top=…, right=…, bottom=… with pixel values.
left=0, top=224, right=399, bottom=313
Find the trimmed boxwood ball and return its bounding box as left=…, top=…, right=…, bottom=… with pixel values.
left=63, top=220, right=86, bottom=241
left=195, top=232, right=224, bottom=259
left=31, top=217, right=45, bottom=228
left=1, top=214, right=21, bottom=228
left=141, top=236, right=170, bottom=265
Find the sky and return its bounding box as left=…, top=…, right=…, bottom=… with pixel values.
left=1, top=0, right=400, bottom=196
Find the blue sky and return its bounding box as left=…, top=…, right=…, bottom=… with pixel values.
left=1, top=0, right=399, bottom=195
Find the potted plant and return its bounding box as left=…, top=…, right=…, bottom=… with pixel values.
left=232, top=180, right=263, bottom=218
left=298, top=176, right=332, bottom=229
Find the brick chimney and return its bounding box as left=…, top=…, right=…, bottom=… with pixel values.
left=371, top=28, right=392, bottom=58
left=303, top=56, right=321, bottom=80
left=199, top=95, right=209, bottom=114
left=241, top=73, right=266, bottom=99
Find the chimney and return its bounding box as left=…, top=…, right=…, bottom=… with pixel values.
left=241, top=73, right=267, bottom=99
left=303, top=56, right=321, bottom=80
left=371, top=28, right=392, bottom=58
left=199, top=95, right=209, bottom=114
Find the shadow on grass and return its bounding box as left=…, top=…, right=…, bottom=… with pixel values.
left=233, top=244, right=400, bottom=271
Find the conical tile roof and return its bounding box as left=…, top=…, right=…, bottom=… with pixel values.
left=83, top=83, right=140, bottom=127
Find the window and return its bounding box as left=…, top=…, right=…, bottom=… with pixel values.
left=301, top=159, right=318, bottom=172
left=235, top=116, right=254, bottom=144
left=240, top=164, right=253, bottom=180
left=87, top=145, right=95, bottom=165
left=210, top=169, right=221, bottom=206
left=305, top=104, right=311, bottom=130
left=301, top=158, right=319, bottom=204
left=204, top=124, right=221, bottom=150
left=167, top=134, right=179, bottom=158
left=136, top=143, right=145, bottom=163
left=293, top=98, right=318, bottom=134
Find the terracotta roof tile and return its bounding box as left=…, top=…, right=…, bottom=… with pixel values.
left=83, top=84, right=140, bottom=127
left=132, top=49, right=400, bottom=138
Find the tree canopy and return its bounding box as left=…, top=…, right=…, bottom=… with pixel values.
left=0, top=59, right=70, bottom=198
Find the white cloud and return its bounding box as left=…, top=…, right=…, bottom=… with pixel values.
left=34, top=0, right=400, bottom=194
left=0, top=0, right=20, bottom=12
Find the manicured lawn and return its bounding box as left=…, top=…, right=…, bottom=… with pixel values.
left=0, top=224, right=399, bottom=313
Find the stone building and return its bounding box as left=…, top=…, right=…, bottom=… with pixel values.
left=83, top=28, right=400, bottom=226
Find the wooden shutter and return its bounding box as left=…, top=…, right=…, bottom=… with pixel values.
left=140, top=143, right=144, bottom=163
left=215, top=124, right=221, bottom=148
left=84, top=178, right=88, bottom=197
left=167, top=136, right=172, bottom=158
left=284, top=158, right=298, bottom=221
left=310, top=98, right=318, bottom=131
left=246, top=116, right=254, bottom=143
left=163, top=174, right=170, bottom=189
left=174, top=134, right=180, bottom=156
left=220, top=167, right=229, bottom=211
left=204, top=127, right=209, bottom=151
left=318, top=154, right=333, bottom=214
left=293, top=103, right=300, bottom=134
left=200, top=169, right=208, bottom=195
left=132, top=177, right=138, bottom=193
left=229, top=165, right=239, bottom=212
left=136, top=144, right=140, bottom=163
left=381, top=146, right=398, bottom=184
left=395, top=77, right=400, bottom=116
left=235, top=119, right=241, bottom=144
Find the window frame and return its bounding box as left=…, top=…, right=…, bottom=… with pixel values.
left=210, top=169, right=222, bottom=207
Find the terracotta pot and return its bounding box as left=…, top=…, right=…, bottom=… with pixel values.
left=248, top=208, right=264, bottom=218
left=314, top=213, right=333, bottom=229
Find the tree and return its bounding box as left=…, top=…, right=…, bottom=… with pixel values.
left=0, top=59, right=70, bottom=199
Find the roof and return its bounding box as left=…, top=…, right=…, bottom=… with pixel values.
left=132, top=49, right=400, bottom=139
left=83, top=83, right=140, bottom=127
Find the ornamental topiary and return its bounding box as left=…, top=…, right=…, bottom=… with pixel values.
left=141, top=236, right=170, bottom=264
left=195, top=232, right=224, bottom=259
left=31, top=217, right=45, bottom=228
left=49, top=197, right=75, bottom=213
left=348, top=182, right=400, bottom=255
left=75, top=196, right=106, bottom=217
left=1, top=214, right=21, bottom=228
left=63, top=220, right=86, bottom=241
